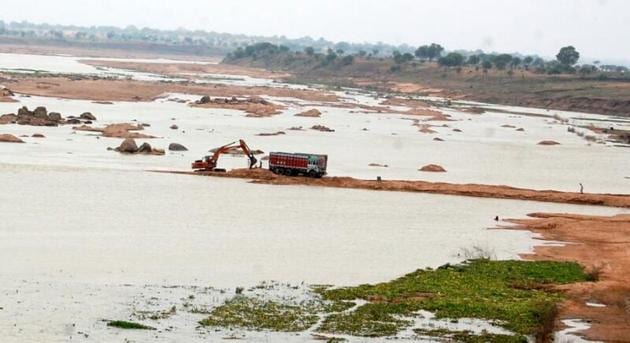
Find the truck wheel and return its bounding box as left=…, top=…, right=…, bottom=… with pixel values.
left=308, top=170, right=318, bottom=178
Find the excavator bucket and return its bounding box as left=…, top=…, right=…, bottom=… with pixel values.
left=248, top=154, right=258, bottom=169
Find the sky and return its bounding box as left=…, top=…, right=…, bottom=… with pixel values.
left=1, top=0, right=628, bottom=63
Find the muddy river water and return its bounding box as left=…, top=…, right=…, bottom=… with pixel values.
left=1, top=52, right=629, bottom=342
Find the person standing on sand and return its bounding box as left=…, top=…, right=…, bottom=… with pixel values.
left=579, top=183, right=584, bottom=194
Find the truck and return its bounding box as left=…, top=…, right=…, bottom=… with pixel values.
left=268, top=152, right=327, bottom=178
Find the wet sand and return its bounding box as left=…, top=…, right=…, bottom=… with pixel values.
left=81, top=59, right=289, bottom=79
left=2, top=76, right=338, bottom=103
left=507, top=213, right=630, bottom=342
left=155, top=168, right=630, bottom=208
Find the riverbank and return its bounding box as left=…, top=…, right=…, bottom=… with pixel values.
left=506, top=213, right=630, bottom=342
left=225, top=55, right=630, bottom=117
left=154, top=168, right=630, bottom=208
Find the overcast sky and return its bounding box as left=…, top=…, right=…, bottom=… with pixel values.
left=1, top=0, right=628, bottom=62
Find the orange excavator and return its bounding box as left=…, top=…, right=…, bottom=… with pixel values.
left=192, top=139, right=257, bottom=172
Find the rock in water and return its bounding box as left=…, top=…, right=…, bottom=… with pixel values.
left=419, top=164, right=447, bottom=172
left=48, top=112, right=62, bottom=121
left=136, top=142, right=153, bottom=153
left=170, top=124, right=179, bottom=130
left=538, top=140, right=560, bottom=145
left=117, top=138, right=138, bottom=153
left=295, top=109, right=322, bottom=117
left=0, top=134, right=25, bottom=143
left=17, top=106, right=32, bottom=116
left=168, top=143, right=188, bottom=151
left=33, top=106, right=48, bottom=118
left=79, top=112, right=97, bottom=121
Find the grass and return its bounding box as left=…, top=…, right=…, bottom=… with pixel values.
left=196, top=260, right=590, bottom=339
left=319, top=259, right=589, bottom=337
left=107, top=320, right=155, bottom=330
left=199, top=296, right=319, bottom=332
left=414, top=328, right=528, bottom=343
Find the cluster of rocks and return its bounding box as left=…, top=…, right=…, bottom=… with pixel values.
left=196, top=95, right=270, bottom=106
left=0, top=106, right=96, bottom=126
left=310, top=125, right=335, bottom=132
left=110, top=138, right=165, bottom=155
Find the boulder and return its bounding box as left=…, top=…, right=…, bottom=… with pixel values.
left=419, top=164, right=447, bottom=172
left=66, top=118, right=82, bottom=125
left=79, top=112, right=97, bottom=121
left=117, top=138, right=138, bottom=153
left=32, top=133, right=45, bottom=138
left=168, top=143, right=188, bottom=151
left=151, top=148, right=165, bottom=155
left=538, top=140, right=560, bottom=145
left=295, top=109, right=322, bottom=117
left=17, top=106, right=32, bottom=116
left=48, top=112, right=62, bottom=121
left=170, top=124, right=179, bottom=130
left=0, top=113, right=17, bottom=124
left=136, top=142, right=153, bottom=153
left=198, top=95, right=211, bottom=104
left=33, top=106, right=48, bottom=118
left=0, top=134, right=25, bottom=143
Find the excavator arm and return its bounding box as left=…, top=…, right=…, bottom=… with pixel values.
left=238, top=139, right=258, bottom=169
left=192, top=139, right=257, bottom=171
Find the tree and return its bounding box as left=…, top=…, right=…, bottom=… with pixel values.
left=304, top=46, right=315, bottom=56
left=438, top=52, right=464, bottom=67
left=482, top=60, right=493, bottom=71
left=358, top=50, right=367, bottom=57
left=324, top=49, right=337, bottom=64
left=523, top=56, right=533, bottom=65
left=415, top=45, right=430, bottom=60
left=556, top=46, right=580, bottom=66
left=493, top=54, right=513, bottom=70
left=393, top=51, right=412, bottom=64
left=467, top=55, right=480, bottom=65
left=341, top=55, right=354, bottom=66
left=510, top=57, right=521, bottom=69
left=415, top=43, right=444, bottom=61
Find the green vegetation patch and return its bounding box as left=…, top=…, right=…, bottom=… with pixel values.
left=320, top=260, right=589, bottom=337
left=318, top=303, right=412, bottom=337
left=199, top=296, right=319, bottom=332
left=414, top=328, right=528, bottom=343
left=107, top=320, right=155, bottom=330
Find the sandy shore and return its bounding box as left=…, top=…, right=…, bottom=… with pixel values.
left=2, top=76, right=338, bottom=103
left=507, top=213, right=630, bottom=342
left=81, top=59, right=289, bottom=80
left=154, top=168, right=630, bottom=208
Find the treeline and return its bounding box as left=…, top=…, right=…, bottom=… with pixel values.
left=0, top=20, right=413, bottom=57
left=225, top=42, right=629, bottom=79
